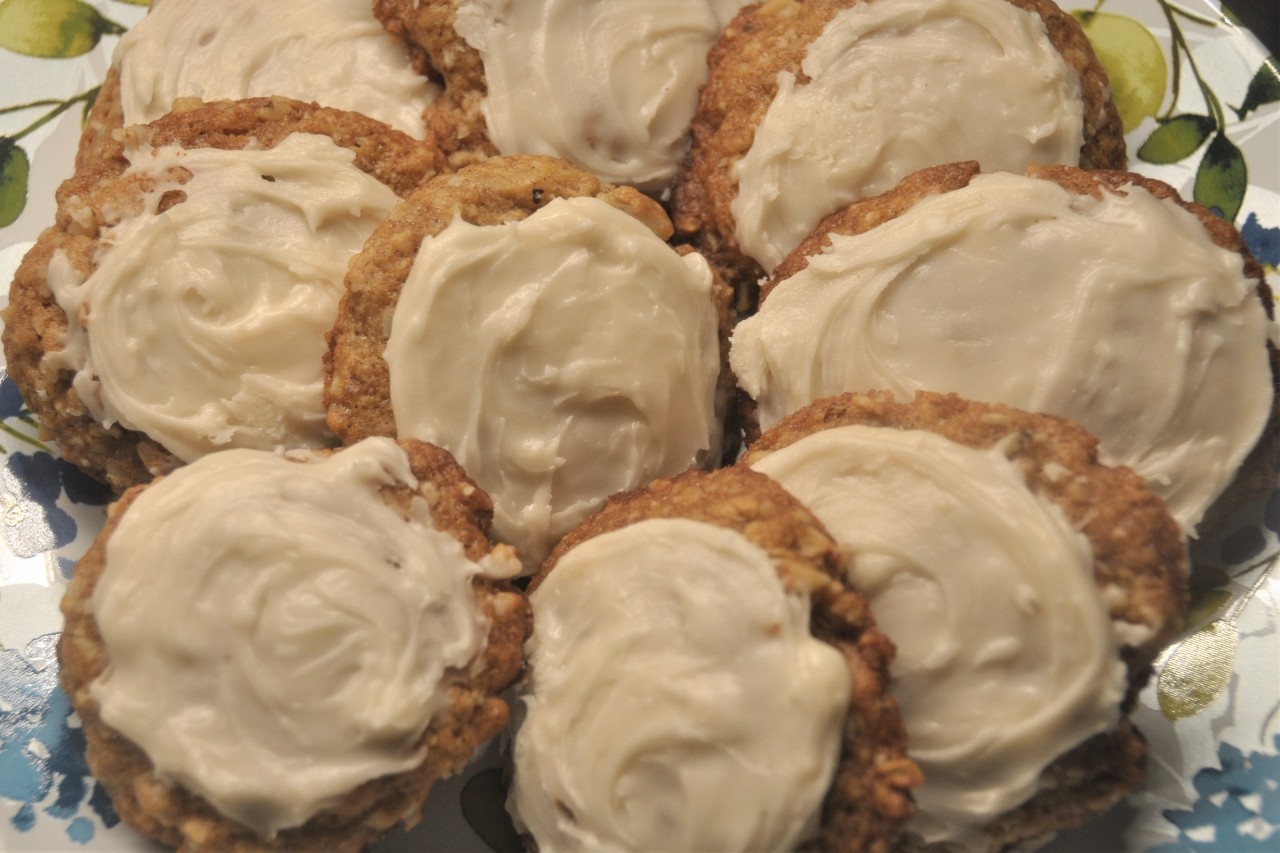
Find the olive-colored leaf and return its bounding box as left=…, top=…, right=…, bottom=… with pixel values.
left=115, top=0, right=151, bottom=5
left=1193, top=133, right=1248, bottom=222
left=1233, top=62, right=1280, bottom=120
left=0, top=0, right=125, bottom=58
left=1137, top=115, right=1217, bottom=164
left=0, top=140, right=31, bottom=229
left=1157, top=620, right=1239, bottom=721
left=1070, top=10, right=1168, bottom=133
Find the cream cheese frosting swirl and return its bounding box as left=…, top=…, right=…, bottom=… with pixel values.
left=44, top=133, right=400, bottom=462
left=89, top=437, right=519, bottom=837
left=750, top=426, right=1127, bottom=850
left=384, top=196, right=721, bottom=569
left=509, top=518, right=851, bottom=852
left=731, top=0, right=1085, bottom=271
left=453, top=0, right=750, bottom=191
left=114, top=0, right=436, bottom=139
left=731, top=172, right=1275, bottom=531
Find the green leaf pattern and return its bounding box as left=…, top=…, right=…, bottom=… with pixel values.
left=0, top=140, right=30, bottom=228
left=1234, top=63, right=1280, bottom=120
left=1157, top=554, right=1278, bottom=722
left=0, top=0, right=125, bottom=59
left=0, top=88, right=100, bottom=226
left=1158, top=621, right=1239, bottom=721
left=1081, top=0, right=1279, bottom=223
left=0, top=0, right=125, bottom=228
left=1193, top=132, right=1248, bottom=221
left=1136, top=113, right=1215, bottom=164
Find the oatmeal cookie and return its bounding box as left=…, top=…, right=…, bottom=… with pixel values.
left=672, top=0, right=1126, bottom=294
left=741, top=390, right=1189, bottom=851
left=58, top=437, right=531, bottom=852
left=372, top=0, right=748, bottom=189
left=77, top=0, right=441, bottom=171
left=327, top=154, right=735, bottom=568
left=3, top=97, right=445, bottom=492
left=730, top=161, right=1276, bottom=534
left=515, top=465, right=920, bottom=852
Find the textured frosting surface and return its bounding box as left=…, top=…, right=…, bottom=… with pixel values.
left=90, top=438, right=517, bottom=836
left=751, top=425, right=1126, bottom=849
left=115, top=0, right=436, bottom=138
left=385, top=196, right=721, bottom=568
left=46, top=134, right=400, bottom=462
left=731, top=0, right=1084, bottom=271
left=454, top=0, right=750, bottom=190
left=509, top=518, right=850, bottom=852
left=731, top=173, right=1275, bottom=530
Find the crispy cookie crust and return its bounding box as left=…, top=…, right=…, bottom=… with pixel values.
left=740, top=390, right=1190, bottom=852
left=76, top=65, right=126, bottom=173
left=2, top=97, right=445, bottom=493
left=532, top=466, right=922, bottom=853
left=58, top=439, right=531, bottom=853
left=76, top=1, right=444, bottom=173
left=744, top=161, right=1280, bottom=526
left=671, top=0, right=1127, bottom=296
left=324, top=153, right=736, bottom=455
left=372, top=0, right=498, bottom=170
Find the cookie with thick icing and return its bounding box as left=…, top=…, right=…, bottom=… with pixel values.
left=58, top=437, right=531, bottom=852
left=742, top=390, right=1188, bottom=851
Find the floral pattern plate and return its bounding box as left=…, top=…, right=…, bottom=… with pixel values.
left=1, top=0, right=1278, bottom=851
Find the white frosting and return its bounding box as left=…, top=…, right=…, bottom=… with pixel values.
left=731, top=0, right=1085, bottom=271
left=89, top=438, right=519, bottom=837
left=751, top=426, right=1127, bottom=849
left=44, top=133, right=400, bottom=463
left=731, top=173, right=1275, bottom=532
left=510, top=518, right=850, bottom=852
left=114, top=0, right=436, bottom=138
left=454, top=0, right=751, bottom=191
left=384, top=196, right=721, bottom=569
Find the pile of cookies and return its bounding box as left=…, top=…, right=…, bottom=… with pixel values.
left=3, top=0, right=1274, bottom=851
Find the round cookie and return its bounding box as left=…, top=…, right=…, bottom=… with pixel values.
left=740, top=390, right=1189, bottom=852
left=671, top=0, right=1126, bottom=294
left=326, top=154, right=736, bottom=569
left=76, top=0, right=441, bottom=171
left=371, top=0, right=750, bottom=189
left=514, top=465, right=921, bottom=852
left=730, top=161, right=1278, bottom=534
left=3, top=97, right=445, bottom=492
left=58, top=437, right=532, bottom=852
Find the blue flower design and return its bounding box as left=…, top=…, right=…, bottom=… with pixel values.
left=0, top=377, right=27, bottom=421
left=0, top=447, right=111, bottom=560
left=1, top=452, right=79, bottom=558
left=1241, top=213, right=1280, bottom=269
left=0, top=634, right=118, bottom=843
left=56, top=459, right=112, bottom=508
left=1150, top=737, right=1280, bottom=852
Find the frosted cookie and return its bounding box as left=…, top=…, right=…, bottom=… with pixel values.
left=741, top=391, right=1188, bottom=852
left=326, top=155, right=734, bottom=569
left=57, top=437, right=531, bottom=852
left=730, top=162, right=1278, bottom=534
left=373, top=0, right=752, bottom=189
left=77, top=0, right=441, bottom=170
left=672, top=0, right=1125, bottom=292
left=3, top=97, right=444, bottom=492
left=511, top=466, right=920, bottom=852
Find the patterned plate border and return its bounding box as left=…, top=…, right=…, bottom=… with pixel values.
left=0, top=1, right=1276, bottom=850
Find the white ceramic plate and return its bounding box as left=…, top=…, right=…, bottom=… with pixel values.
left=0, top=1, right=1277, bottom=850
